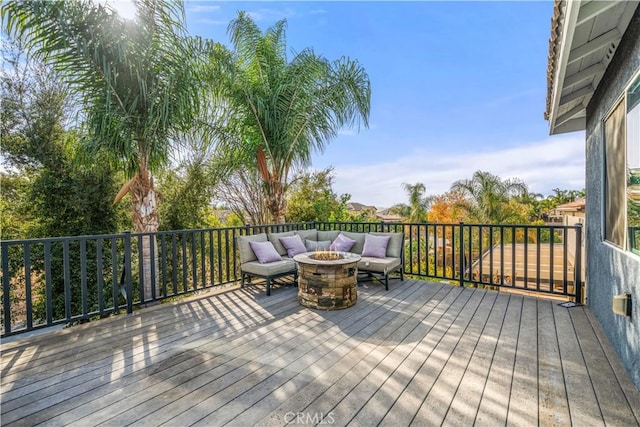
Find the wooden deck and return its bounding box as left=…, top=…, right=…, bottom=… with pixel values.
left=2, top=279, right=639, bottom=427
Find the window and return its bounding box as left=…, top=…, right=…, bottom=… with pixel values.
left=627, top=74, right=640, bottom=254
left=605, top=72, right=640, bottom=254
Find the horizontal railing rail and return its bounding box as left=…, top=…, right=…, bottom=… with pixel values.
left=1, top=221, right=583, bottom=337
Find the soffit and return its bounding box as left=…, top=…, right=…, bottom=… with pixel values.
left=545, top=0, right=639, bottom=135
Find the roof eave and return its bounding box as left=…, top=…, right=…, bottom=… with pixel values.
left=545, top=1, right=639, bottom=135
left=547, top=0, right=581, bottom=135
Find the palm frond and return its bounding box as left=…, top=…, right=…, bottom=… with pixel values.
left=2, top=0, right=200, bottom=177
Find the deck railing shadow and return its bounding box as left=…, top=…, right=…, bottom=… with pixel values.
left=1, top=221, right=583, bottom=338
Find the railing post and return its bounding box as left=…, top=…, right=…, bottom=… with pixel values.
left=459, top=222, right=465, bottom=287
left=574, top=224, right=583, bottom=303
left=2, top=243, right=11, bottom=335
left=124, top=231, right=133, bottom=314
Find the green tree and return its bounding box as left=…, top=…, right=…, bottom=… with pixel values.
left=2, top=0, right=200, bottom=232
left=450, top=170, right=528, bottom=223
left=285, top=168, right=350, bottom=223
left=3, top=0, right=202, bottom=297
left=0, top=173, right=33, bottom=240
left=211, top=12, right=371, bottom=223
left=157, top=131, right=216, bottom=231
left=1, top=38, right=124, bottom=237
left=209, top=144, right=270, bottom=225
left=1, top=40, right=125, bottom=322
left=157, top=164, right=213, bottom=231
left=513, top=189, right=544, bottom=222
left=392, top=182, right=434, bottom=223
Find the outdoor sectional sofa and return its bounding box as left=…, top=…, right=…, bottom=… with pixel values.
left=236, top=229, right=404, bottom=296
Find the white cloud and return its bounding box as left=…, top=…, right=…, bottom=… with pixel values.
left=188, top=4, right=221, bottom=13
left=247, top=8, right=296, bottom=22
left=244, top=6, right=325, bottom=22
left=337, top=129, right=357, bottom=136
left=329, top=134, right=586, bottom=208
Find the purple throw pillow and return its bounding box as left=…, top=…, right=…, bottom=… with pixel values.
left=362, top=234, right=391, bottom=258
left=279, top=235, right=307, bottom=257
left=249, top=241, right=282, bottom=264
left=329, top=233, right=356, bottom=252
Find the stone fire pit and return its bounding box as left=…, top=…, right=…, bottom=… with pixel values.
left=293, top=252, right=361, bottom=310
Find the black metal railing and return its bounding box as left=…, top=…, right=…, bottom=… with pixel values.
left=0, top=221, right=583, bottom=337
left=629, top=226, right=640, bottom=253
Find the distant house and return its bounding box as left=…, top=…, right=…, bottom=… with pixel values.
left=374, top=208, right=404, bottom=223
left=346, top=202, right=376, bottom=216
left=554, top=198, right=586, bottom=217
left=545, top=1, right=639, bottom=390
left=546, top=198, right=586, bottom=224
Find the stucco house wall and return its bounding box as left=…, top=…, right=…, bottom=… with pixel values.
left=585, top=7, right=640, bottom=390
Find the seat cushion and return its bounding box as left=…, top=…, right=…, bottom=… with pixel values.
left=318, top=230, right=340, bottom=242
left=305, top=239, right=331, bottom=251
left=241, top=259, right=297, bottom=276
left=236, top=233, right=268, bottom=264
left=295, top=229, right=318, bottom=242
left=358, top=256, right=402, bottom=274
left=340, top=231, right=366, bottom=254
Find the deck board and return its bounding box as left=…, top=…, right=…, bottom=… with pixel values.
left=1, top=279, right=639, bottom=427
left=554, top=300, right=604, bottom=426
left=225, top=282, right=445, bottom=427
left=537, top=299, right=571, bottom=426
left=441, top=292, right=509, bottom=425
left=412, top=290, right=498, bottom=425
left=507, top=296, right=539, bottom=426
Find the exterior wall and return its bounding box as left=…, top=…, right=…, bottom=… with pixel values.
left=585, top=6, right=640, bottom=391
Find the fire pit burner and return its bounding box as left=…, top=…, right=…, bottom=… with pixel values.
left=308, top=251, right=345, bottom=261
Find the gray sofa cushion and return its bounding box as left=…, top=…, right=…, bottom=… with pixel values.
left=318, top=230, right=340, bottom=242
left=370, top=232, right=404, bottom=258
left=268, top=231, right=295, bottom=256
left=305, top=239, right=331, bottom=251
left=241, top=259, right=296, bottom=276
left=358, top=256, right=402, bottom=274
left=340, top=231, right=366, bottom=254
left=236, top=233, right=268, bottom=264
left=294, top=229, right=318, bottom=242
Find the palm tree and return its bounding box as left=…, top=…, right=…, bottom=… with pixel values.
left=451, top=170, right=527, bottom=223
left=392, top=182, right=433, bottom=223
left=2, top=0, right=201, bottom=297
left=210, top=12, right=370, bottom=223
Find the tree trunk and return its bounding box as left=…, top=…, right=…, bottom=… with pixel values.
left=129, top=169, right=160, bottom=301
left=266, top=181, right=287, bottom=224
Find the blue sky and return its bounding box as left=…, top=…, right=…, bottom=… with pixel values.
left=114, top=0, right=586, bottom=208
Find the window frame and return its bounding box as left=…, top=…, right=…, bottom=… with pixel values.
left=602, top=69, right=640, bottom=253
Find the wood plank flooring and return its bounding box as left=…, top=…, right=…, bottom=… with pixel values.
left=1, top=279, right=639, bottom=427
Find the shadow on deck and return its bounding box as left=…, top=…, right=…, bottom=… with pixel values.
left=1, top=279, right=639, bottom=426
